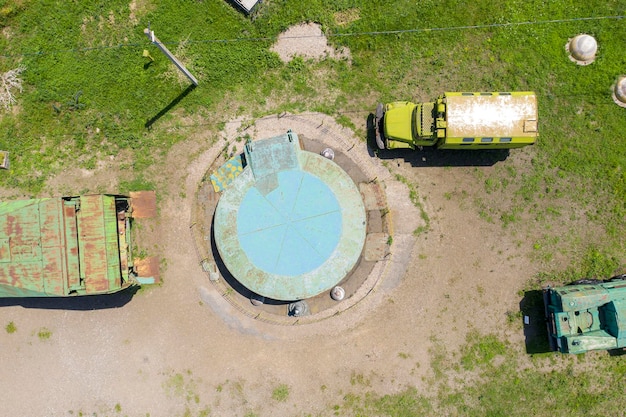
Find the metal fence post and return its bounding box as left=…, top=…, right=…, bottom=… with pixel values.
left=143, top=28, right=199, bottom=86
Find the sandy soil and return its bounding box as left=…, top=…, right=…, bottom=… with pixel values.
left=270, top=22, right=351, bottom=63
left=0, top=24, right=539, bottom=417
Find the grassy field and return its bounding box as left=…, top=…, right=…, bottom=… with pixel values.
left=1, top=0, right=626, bottom=415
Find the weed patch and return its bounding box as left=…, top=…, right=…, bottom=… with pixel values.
left=271, top=384, right=289, bottom=402
left=37, top=327, right=51, bottom=341
left=394, top=173, right=430, bottom=235
left=5, top=321, right=16, bottom=333
left=460, top=331, right=508, bottom=371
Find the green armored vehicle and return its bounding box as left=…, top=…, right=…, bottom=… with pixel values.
left=543, top=276, right=626, bottom=354
left=375, top=91, right=538, bottom=150
left=0, top=193, right=158, bottom=297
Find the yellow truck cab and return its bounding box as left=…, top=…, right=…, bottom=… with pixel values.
left=375, top=92, right=538, bottom=150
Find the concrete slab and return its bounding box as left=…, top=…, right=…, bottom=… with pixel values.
left=364, top=233, right=390, bottom=261
left=359, top=182, right=387, bottom=210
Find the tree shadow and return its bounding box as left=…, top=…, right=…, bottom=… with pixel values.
left=0, top=285, right=140, bottom=310
left=520, top=290, right=553, bottom=354
left=365, top=113, right=510, bottom=167
left=145, top=84, right=196, bottom=129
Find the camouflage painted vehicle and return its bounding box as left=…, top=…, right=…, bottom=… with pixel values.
left=543, top=275, right=626, bottom=354
left=0, top=193, right=158, bottom=297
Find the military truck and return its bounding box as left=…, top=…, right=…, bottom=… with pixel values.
left=0, top=193, right=158, bottom=297
left=374, top=91, right=538, bottom=150
left=543, top=276, right=626, bottom=354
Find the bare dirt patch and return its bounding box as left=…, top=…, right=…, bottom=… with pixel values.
left=129, top=0, right=154, bottom=25
left=270, top=22, right=351, bottom=63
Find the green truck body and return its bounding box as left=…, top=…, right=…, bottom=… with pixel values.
left=0, top=193, right=157, bottom=297
left=543, top=276, right=626, bottom=354
left=375, top=92, right=538, bottom=150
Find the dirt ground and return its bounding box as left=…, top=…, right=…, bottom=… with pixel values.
left=0, top=24, right=540, bottom=417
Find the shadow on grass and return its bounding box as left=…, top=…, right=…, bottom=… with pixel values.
left=0, top=285, right=140, bottom=310
left=365, top=113, right=510, bottom=167
left=520, top=290, right=552, bottom=354
left=145, top=84, right=196, bottom=129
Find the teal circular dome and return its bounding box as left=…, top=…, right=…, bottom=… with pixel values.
left=213, top=132, right=366, bottom=301
left=237, top=169, right=342, bottom=276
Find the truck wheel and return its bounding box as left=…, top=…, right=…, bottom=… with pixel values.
left=374, top=103, right=386, bottom=150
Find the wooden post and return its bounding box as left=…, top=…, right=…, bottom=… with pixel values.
left=144, top=28, right=198, bottom=86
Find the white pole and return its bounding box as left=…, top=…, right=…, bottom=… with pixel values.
left=144, top=28, right=198, bottom=86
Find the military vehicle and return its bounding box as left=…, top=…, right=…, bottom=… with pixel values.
left=543, top=275, right=626, bottom=354
left=374, top=91, right=538, bottom=150
left=0, top=193, right=158, bottom=297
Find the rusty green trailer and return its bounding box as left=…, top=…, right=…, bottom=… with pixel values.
left=0, top=193, right=158, bottom=297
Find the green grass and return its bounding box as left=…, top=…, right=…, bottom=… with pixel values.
left=37, top=327, right=51, bottom=340
left=460, top=331, right=508, bottom=371
left=0, top=0, right=279, bottom=191
left=271, top=384, right=290, bottom=402
left=528, top=245, right=622, bottom=289
left=0, top=1, right=625, bottom=416
left=337, top=332, right=626, bottom=417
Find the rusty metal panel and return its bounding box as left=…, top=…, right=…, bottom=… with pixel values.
left=118, top=214, right=129, bottom=282
left=0, top=195, right=137, bottom=297
left=133, top=256, right=160, bottom=284
left=62, top=200, right=81, bottom=290
left=129, top=191, right=157, bottom=218
left=78, top=195, right=121, bottom=294
left=39, top=198, right=68, bottom=295
left=0, top=198, right=65, bottom=296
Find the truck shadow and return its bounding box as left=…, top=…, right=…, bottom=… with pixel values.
left=520, top=290, right=552, bottom=354
left=365, top=113, right=510, bottom=167
left=0, top=286, right=139, bottom=310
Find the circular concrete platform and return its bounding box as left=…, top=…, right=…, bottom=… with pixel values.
left=190, top=113, right=422, bottom=326
left=213, top=133, right=366, bottom=301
